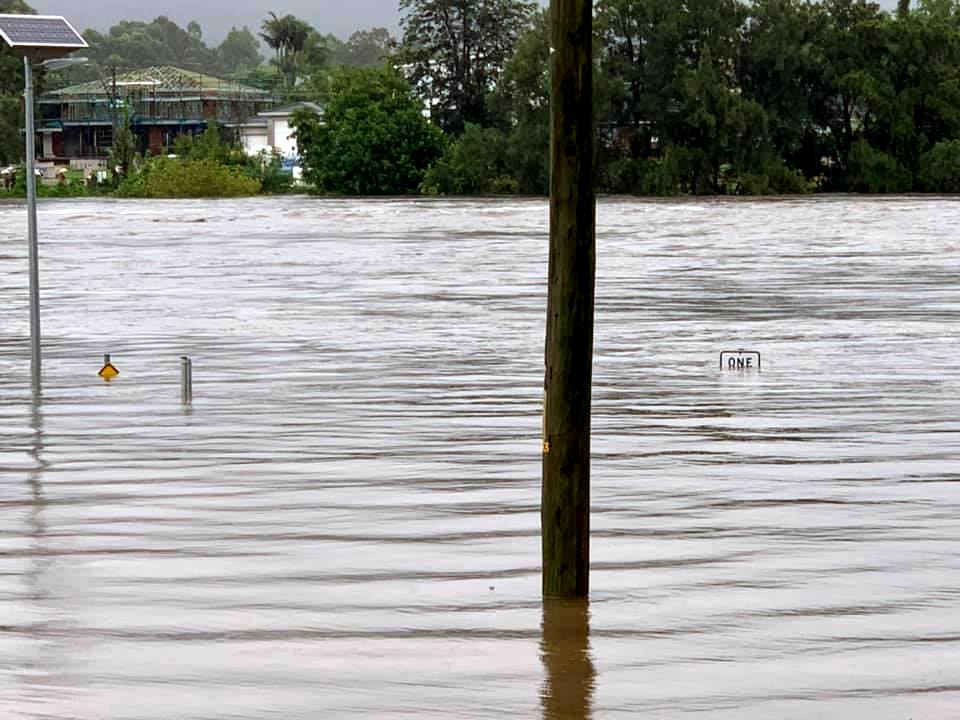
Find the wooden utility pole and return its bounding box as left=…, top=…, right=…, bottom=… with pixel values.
left=542, top=0, right=595, bottom=599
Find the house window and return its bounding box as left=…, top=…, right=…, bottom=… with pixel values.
left=94, top=126, right=114, bottom=151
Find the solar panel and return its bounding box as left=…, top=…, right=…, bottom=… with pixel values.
left=0, top=14, right=87, bottom=52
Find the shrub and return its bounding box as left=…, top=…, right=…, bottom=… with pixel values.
left=489, top=175, right=520, bottom=194
left=918, top=140, right=960, bottom=193
left=643, top=147, right=691, bottom=196
left=504, top=120, right=549, bottom=195
left=117, top=157, right=261, bottom=198
left=846, top=139, right=912, bottom=193
left=736, top=159, right=813, bottom=195
left=41, top=180, right=95, bottom=198
left=600, top=157, right=653, bottom=195
left=172, top=123, right=234, bottom=164
left=244, top=151, right=294, bottom=194
left=421, top=124, right=512, bottom=195
left=0, top=167, right=102, bottom=198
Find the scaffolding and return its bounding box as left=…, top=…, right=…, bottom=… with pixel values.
left=38, top=66, right=275, bottom=156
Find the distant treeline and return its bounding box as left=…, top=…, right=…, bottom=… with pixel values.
left=5, top=0, right=960, bottom=197
left=584, top=0, right=960, bottom=195
left=295, top=0, right=960, bottom=196
left=63, top=14, right=395, bottom=94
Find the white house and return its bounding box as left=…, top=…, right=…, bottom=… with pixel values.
left=235, top=101, right=323, bottom=180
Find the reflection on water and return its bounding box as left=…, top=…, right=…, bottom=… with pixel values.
left=1, top=196, right=959, bottom=718
left=541, top=600, right=594, bottom=720
left=25, top=397, right=45, bottom=595
left=19, top=396, right=72, bottom=713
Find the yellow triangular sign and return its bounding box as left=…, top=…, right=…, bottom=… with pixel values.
left=99, top=363, right=119, bottom=380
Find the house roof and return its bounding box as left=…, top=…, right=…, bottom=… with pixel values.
left=259, top=101, right=323, bottom=117
left=226, top=101, right=324, bottom=128
left=45, top=66, right=271, bottom=98
left=230, top=118, right=268, bottom=130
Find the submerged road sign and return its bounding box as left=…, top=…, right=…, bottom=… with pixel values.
left=720, top=350, right=761, bottom=371
left=99, top=354, right=119, bottom=380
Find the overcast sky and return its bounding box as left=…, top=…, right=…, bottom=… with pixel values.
left=32, top=0, right=898, bottom=44
left=30, top=0, right=411, bottom=42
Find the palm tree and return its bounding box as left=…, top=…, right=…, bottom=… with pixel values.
left=260, top=12, right=289, bottom=68
left=260, top=12, right=315, bottom=87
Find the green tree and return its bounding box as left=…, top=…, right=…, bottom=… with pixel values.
left=855, top=0, right=960, bottom=185
left=422, top=123, right=515, bottom=194
left=399, top=0, right=537, bottom=133
left=738, top=0, right=826, bottom=180
left=298, top=30, right=330, bottom=77
left=918, top=139, right=960, bottom=191
left=595, top=0, right=750, bottom=191
left=110, top=105, right=136, bottom=180
left=334, top=28, right=395, bottom=67
left=260, top=11, right=320, bottom=87
left=596, top=0, right=679, bottom=157
left=172, top=122, right=233, bottom=164
left=489, top=9, right=551, bottom=193
left=0, top=96, right=21, bottom=165
left=810, top=0, right=889, bottom=185
left=846, top=137, right=912, bottom=191
left=78, top=16, right=222, bottom=83
left=218, top=26, right=262, bottom=73
left=294, top=66, right=443, bottom=194
left=596, top=0, right=746, bottom=151
left=675, top=46, right=769, bottom=193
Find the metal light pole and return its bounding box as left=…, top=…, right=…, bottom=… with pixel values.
left=21, top=55, right=88, bottom=394
left=0, top=14, right=88, bottom=395
left=23, top=55, right=40, bottom=393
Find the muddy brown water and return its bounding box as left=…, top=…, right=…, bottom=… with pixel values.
left=1, top=196, right=959, bottom=719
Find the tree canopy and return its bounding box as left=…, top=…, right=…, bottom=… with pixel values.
left=583, top=0, right=960, bottom=193
left=218, top=26, right=262, bottom=74
left=334, top=28, right=395, bottom=67
left=38, top=14, right=395, bottom=95
left=293, top=66, right=443, bottom=194
left=260, top=11, right=320, bottom=86
left=83, top=16, right=219, bottom=72
left=399, top=0, right=537, bottom=133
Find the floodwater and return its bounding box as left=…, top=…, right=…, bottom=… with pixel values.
left=1, top=196, right=959, bottom=719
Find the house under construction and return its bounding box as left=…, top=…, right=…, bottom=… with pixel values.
left=38, top=66, right=274, bottom=162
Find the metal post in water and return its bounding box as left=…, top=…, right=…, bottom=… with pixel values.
left=180, top=356, right=193, bottom=404
left=24, top=56, right=41, bottom=395
left=542, top=0, right=596, bottom=599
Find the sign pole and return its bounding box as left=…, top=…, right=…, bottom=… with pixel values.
left=542, top=0, right=596, bottom=599
left=24, top=55, right=41, bottom=395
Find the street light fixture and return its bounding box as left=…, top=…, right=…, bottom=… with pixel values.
left=44, top=56, right=88, bottom=71
left=0, top=15, right=87, bottom=395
